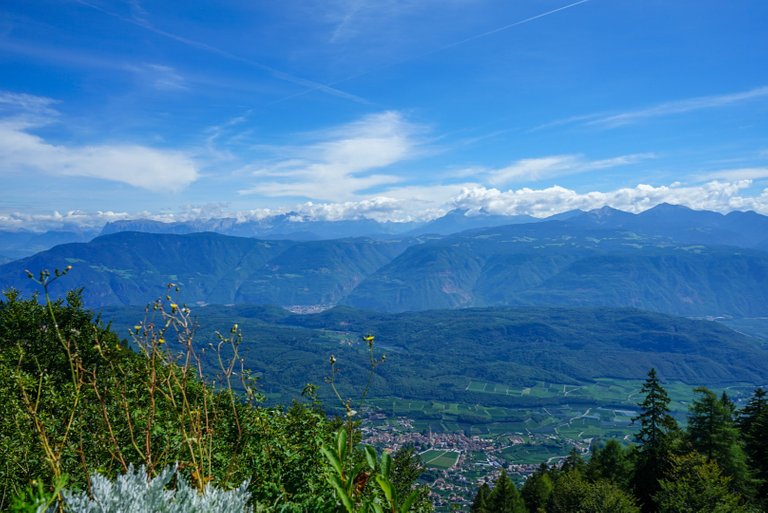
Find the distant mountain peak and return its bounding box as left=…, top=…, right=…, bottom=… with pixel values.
left=643, top=203, right=697, bottom=214
left=592, top=205, right=626, bottom=214
left=639, top=203, right=725, bottom=222
left=582, top=205, right=634, bottom=223
left=409, top=209, right=538, bottom=236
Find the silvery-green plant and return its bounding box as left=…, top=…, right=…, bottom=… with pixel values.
left=63, top=465, right=253, bottom=513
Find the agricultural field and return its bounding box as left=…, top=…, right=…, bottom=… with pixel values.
left=500, top=441, right=570, bottom=466
left=370, top=378, right=760, bottom=441
left=420, top=449, right=461, bottom=469
left=363, top=377, right=765, bottom=512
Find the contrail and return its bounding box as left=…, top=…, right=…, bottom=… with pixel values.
left=72, top=0, right=371, bottom=105
left=437, top=0, right=591, bottom=54
left=273, top=0, right=591, bottom=104
left=73, top=0, right=589, bottom=107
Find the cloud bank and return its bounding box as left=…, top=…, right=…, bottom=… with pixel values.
left=0, top=92, right=199, bottom=192
left=5, top=180, right=768, bottom=231
left=452, top=180, right=768, bottom=218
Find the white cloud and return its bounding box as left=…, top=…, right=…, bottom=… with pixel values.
left=6, top=180, right=768, bottom=231
left=130, top=63, right=188, bottom=91
left=698, top=167, right=768, bottom=182
left=0, top=203, right=264, bottom=232
left=585, top=86, right=768, bottom=129
left=487, top=153, right=655, bottom=185
left=0, top=210, right=135, bottom=231
left=452, top=180, right=768, bottom=217
left=0, top=92, right=199, bottom=192
left=0, top=91, right=58, bottom=118
left=238, top=111, right=424, bottom=200
left=290, top=197, right=408, bottom=222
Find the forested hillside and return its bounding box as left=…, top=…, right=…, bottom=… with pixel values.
left=4, top=221, right=768, bottom=318
left=99, top=304, right=768, bottom=407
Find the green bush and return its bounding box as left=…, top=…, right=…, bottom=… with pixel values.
left=0, top=276, right=336, bottom=511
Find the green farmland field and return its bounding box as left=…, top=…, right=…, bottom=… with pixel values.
left=369, top=377, right=759, bottom=442
left=420, top=449, right=461, bottom=469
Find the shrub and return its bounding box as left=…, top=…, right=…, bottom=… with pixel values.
left=64, top=465, right=253, bottom=513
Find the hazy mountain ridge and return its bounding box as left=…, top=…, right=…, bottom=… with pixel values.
left=99, top=214, right=422, bottom=241
left=343, top=221, right=768, bottom=316
left=94, top=204, right=768, bottom=249
left=0, top=229, right=99, bottom=260
left=0, top=232, right=416, bottom=307
left=566, top=203, right=768, bottom=247
left=4, top=204, right=768, bottom=317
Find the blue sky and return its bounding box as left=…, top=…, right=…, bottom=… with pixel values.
left=1, top=0, right=767, bottom=229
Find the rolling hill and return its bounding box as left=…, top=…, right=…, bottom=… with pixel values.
left=101, top=304, right=768, bottom=405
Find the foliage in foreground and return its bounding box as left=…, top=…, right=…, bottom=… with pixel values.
left=63, top=464, right=253, bottom=513
left=0, top=274, right=430, bottom=512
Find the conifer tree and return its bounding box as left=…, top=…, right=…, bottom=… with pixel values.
left=633, top=369, right=678, bottom=452
left=586, top=439, right=634, bottom=492
left=656, top=452, right=750, bottom=513
left=632, top=368, right=679, bottom=512
left=738, top=387, right=768, bottom=504
left=470, top=482, right=491, bottom=513
left=520, top=465, right=553, bottom=513
left=390, top=445, right=433, bottom=512
left=686, top=387, right=752, bottom=498
left=561, top=447, right=586, bottom=474
left=487, top=470, right=526, bottom=513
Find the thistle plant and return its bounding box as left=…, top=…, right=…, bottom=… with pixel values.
left=15, top=266, right=82, bottom=510
left=5, top=272, right=262, bottom=507
left=94, top=282, right=259, bottom=489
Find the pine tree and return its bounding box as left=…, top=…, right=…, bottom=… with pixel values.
left=738, top=387, right=768, bottom=505
left=520, top=465, right=553, bottom=513
left=586, top=439, right=634, bottom=492
left=390, top=445, right=433, bottom=513
left=738, top=388, right=767, bottom=437
left=631, top=368, right=679, bottom=512
left=561, top=447, right=585, bottom=474
left=470, top=482, right=491, bottom=513
left=656, top=452, right=750, bottom=513
left=487, top=470, right=526, bottom=513
left=633, top=369, right=678, bottom=452
left=686, top=387, right=752, bottom=497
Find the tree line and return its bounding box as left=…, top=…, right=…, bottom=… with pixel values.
left=470, top=368, right=767, bottom=512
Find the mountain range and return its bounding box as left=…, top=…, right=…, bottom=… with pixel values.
left=3, top=204, right=768, bottom=318
left=0, top=232, right=414, bottom=307
left=0, top=229, right=98, bottom=261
